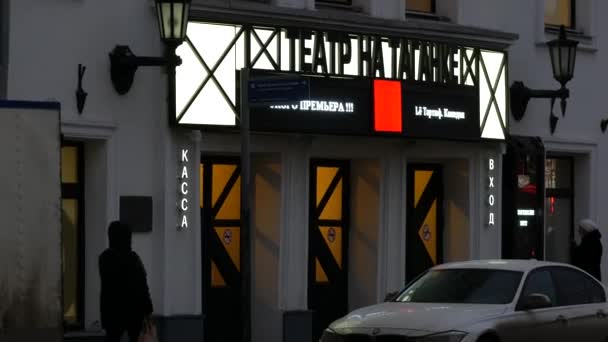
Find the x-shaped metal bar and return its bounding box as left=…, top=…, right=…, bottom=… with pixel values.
left=461, top=48, right=478, bottom=86
left=176, top=27, right=245, bottom=122
left=251, top=28, right=281, bottom=70
left=479, top=52, right=507, bottom=134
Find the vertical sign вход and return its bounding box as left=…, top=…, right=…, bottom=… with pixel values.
left=178, top=148, right=189, bottom=230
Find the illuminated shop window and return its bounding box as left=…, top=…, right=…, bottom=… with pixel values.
left=61, top=142, right=85, bottom=329
left=406, top=0, right=435, bottom=14
left=545, top=0, right=575, bottom=28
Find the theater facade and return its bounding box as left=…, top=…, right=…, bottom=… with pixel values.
left=171, top=13, right=512, bottom=342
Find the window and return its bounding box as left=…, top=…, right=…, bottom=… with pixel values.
left=519, top=269, right=557, bottom=307
left=545, top=157, right=574, bottom=264
left=396, top=269, right=523, bottom=304
left=61, top=142, right=85, bottom=329
left=551, top=267, right=605, bottom=306
left=406, top=0, right=435, bottom=15
left=545, top=0, right=575, bottom=28
left=316, top=0, right=352, bottom=6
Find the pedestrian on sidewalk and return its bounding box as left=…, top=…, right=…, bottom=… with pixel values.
left=99, top=221, right=154, bottom=342
left=572, top=218, right=603, bottom=281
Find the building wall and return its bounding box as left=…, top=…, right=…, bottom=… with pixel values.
left=252, top=155, right=282, bottom=342
left=6, top=0, right=203, bottom=329
left=3, top=0, right=523, bottom=340
left=349, top=160, right=380, bottom=311
left=443, top=159, right=471, bottom=262
left=461, top=0, right=606, bottom=280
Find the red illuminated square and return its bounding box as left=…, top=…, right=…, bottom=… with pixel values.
left=373, top=80, right=402, bottom=133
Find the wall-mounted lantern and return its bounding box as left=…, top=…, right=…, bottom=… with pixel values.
left=510, top=26, right=579, bottom=134
left=109, top=0, right=191, bottom=117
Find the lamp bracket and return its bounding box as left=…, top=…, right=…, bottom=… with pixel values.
left=510, top=81, right=570, bottom=121
left=601, top=118, right=608, bottom=133
left=109, top=45, right=182, bottom=95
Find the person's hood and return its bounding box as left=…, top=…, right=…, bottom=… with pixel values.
left=579, top=218, right=599, bottom=233
left=108, top=221, right=132, bottom=252
left=329, top=302, right=508, bottom=335
left=587, top=229, right=602, bottom=240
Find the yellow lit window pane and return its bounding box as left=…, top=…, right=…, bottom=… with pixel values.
left=61, top=146, right=78, bottom=184
left=211, top=261, right=227, bottom=288
left=315, top=258, right=329, bottom=283
left=545, top=0, right=573, bottom=28
left=62, top=199, right=79, bottom=325
left=212, top=164, right=238, bottom=208
left=216, top=177, right=241, bottom=220
left=319, top=226, right=343, bottom=268
left=200, top=164, right=204, bottom=208
left=407, top=0, right=434, bottom=13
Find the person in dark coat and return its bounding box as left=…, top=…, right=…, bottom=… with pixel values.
left=572, top=218, right=603, bottom=281
left=99, top=221, right=153, bottom=342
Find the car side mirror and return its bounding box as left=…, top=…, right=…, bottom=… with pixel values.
left=519, top=293, right=552, bottom=311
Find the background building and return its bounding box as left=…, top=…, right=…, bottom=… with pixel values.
left=0, top=1, right=605, bottom=342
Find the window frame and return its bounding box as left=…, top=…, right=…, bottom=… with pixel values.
left=516, top=268, right=558, bottom=310
left=517, top=266, right=606, bottom=311
left=551, top=266, right=606, bottom=306
left=544, top=0, right=576, bottom=30
left=405, top=0, right=437, bottom=19
left=61, top=141, right=86, bottom=331
left=395, top=268, right=524, bottom=305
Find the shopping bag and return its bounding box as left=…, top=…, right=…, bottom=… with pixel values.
left=138, top=320, right=158, bottom=342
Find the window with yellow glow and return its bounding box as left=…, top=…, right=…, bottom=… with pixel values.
left=545, top=0, right=574, bottom=28
left=61, top=142, right=84, bottom=329
left=406, top=0, right=435, bottom=13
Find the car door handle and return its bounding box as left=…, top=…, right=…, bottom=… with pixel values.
left=555, top=315, right=568, bottom=325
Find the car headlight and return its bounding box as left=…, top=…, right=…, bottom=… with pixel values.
left=420, top=331, right=467, bottom=342
left=319, top=329, right=342, bottom=342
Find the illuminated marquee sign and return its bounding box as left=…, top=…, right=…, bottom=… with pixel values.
left=249, top=72, right=371, bottom=135
left=269, top=100, right=355, bottom=113
left=401, top=82, right=479, bottom=140
left=415, top=107, right=465, bottom=120
left=178, top=148, right=189, bottom=230
left=176, top=21, right=508, bottom=140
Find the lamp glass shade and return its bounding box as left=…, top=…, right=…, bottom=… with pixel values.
left=547, top=25, right=578, bottom=87
left=155, top=0, right=191, bottom=42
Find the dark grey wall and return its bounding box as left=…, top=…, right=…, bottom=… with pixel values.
left=0, top=0, right=8, bottom=98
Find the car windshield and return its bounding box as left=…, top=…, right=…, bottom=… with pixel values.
left=395, top=269, right=523, bottom=304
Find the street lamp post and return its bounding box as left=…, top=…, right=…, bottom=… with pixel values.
left=109, top=0, right=191, bottom=123
left=510, top=25, right=579, bottom=134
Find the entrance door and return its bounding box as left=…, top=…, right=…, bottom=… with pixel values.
left=406, top=164, right=443, bottom=282
left=545, top=157, right=574, bottom=263
left=201, top=157, right=243, bottom=342
left=308, top=160, right=350, bottom=342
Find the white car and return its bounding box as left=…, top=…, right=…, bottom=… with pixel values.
left=321, top=260, right=608, bottom=342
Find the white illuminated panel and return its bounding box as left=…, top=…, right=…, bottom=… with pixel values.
left=176, top=22, right=239, bottom=125
left=480, top=50, right=507, bottom=140
left=517, top=209, right=535, bottom=216
left=520, top=220, right=528, bottom=227
left=251, top=28, right=276, bottom=70
left=462, top=48, right=476, bottom=86
left=176, top=21, right=508, bottom=140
